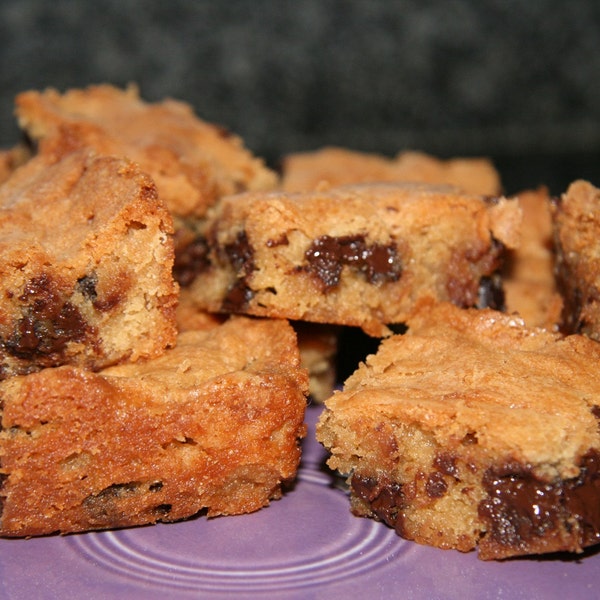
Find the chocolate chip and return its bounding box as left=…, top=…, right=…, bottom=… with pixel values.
left=434, top=452, right=459, bottom=477
left=77, top=274, right=98, bottom=302
left=479, top=451, right=600, bottom=552
left=225, top=230, right=254, bottom=276
left=304, top=234, right=402, bottom=291
left=425, top=472, right=448, bottom=498
left=220, top=231, right=256, bottom=311
left=5, top=274, right=89, bottom=361
left=173, top=235, right=210, bottom=287
left=351, top=474, right=407, bottom=535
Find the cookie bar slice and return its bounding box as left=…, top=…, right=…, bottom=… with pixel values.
left=502, top=187, right=562, bottom=329
left=317, top=301, right=600, bottom=560
left=14, top=84, right=278, bottom=285
left=0, top=316, right=308, bottom=537
left=188, top=182, right=521, bottom=336
left=281, top=147, right=501, bottom=195
left=553, top=180, right=600, bottom=340
left=0, top=149, right=178, bottom=379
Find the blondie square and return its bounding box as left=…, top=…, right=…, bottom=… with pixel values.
left=0, top=149, right=178, bottom=378
left=186, top=182, right=521, bottom=336
left=317, top=301, right=600, bottom=560
left=0, top=316, right=308, bottom=537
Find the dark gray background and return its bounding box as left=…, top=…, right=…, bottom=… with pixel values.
left=1, top=0, right=599, bottom=195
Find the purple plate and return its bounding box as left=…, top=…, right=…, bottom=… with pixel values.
left=1, top=404, right=598, bottom=600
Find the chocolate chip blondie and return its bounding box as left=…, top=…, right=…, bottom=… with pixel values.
left=186, top=182, right=521, bottom=336
left=0, top=149, right=178, bottom=379
left=0, top=316, right=308, bottom=537
left=317, top=301, right=600, bottom=560
left=14, top=84, right=278, bottom=285
left=553, top=180, right=600, bottom=340
left=281, top=147, right=502, bottom=195
left=502, top=187, right=562, bottom=330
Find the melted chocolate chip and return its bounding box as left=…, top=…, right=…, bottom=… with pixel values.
left=225, top=231, right=254, bottom=275
left=83, top=482, right=143, bottom=522
left=304, top=235, right=402, bottom=291
left=221, top=231, right=256, bottom=310
left=479, top=451, right=600, bottom=552
left=4, top=275, right=90, bottom=361
left=564, top=451, right=600, bottom=545
left=173, top=236, right=210, bottom=287
left=479, top=463, right=560, bottom=549
left=77, top=274, right=98, bottom=302
left=222, top=280, right=255, bottom=312
left=351, top=474, right=407, bottom=535
left=425, top=472, right=448, bottom=498
left=434, top=452, right=459, bottom=477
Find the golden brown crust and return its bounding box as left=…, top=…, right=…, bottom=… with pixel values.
left=317, top=301, right=600, bottom=559
left=187, top=182, right=521, bottom=336
left=0, top=149, right=178, bottom=378
left=0, top=316, right=308, bottom=537
left=281, top=147, right=501, bottom=196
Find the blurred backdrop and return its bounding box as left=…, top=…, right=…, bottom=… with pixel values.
left=1, top=0, right=599, bottom=195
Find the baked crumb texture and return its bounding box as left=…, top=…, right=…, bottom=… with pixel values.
left=0, top=149, right=178, bottom=380
left=553, top=180, right=600, bottom=341
left=186, top=182, right=521, bottom=337
left=316, top=302, right=600, bottom=560
left=0, top=317, right=308, bottom=537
